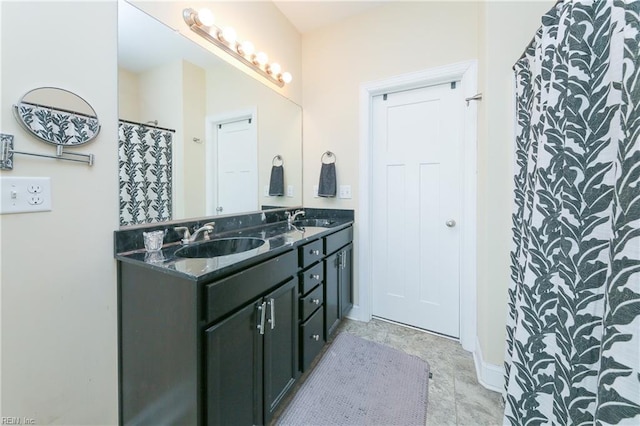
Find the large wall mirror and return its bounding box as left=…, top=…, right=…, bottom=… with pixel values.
left=117, top=0, right=302, bottom=226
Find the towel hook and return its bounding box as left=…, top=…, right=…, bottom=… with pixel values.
left=321, top=150, right=336, bottom=164
left=272, top=154, right=283, bottom=166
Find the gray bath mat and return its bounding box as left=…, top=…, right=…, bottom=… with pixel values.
left=276, top=332, right=430, bottom=425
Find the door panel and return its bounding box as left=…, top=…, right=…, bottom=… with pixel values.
left=263, top=278, right=298, bottom=423
left=372, top=82, right=462, bottom=337
left=205, top=302, right=262, bottom=426
left=216, top=119, right=257, bottom=215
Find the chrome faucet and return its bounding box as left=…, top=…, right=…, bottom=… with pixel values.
left=287, top=210, right=305, bottom=225
left=174, top=222, right=215, bottom=245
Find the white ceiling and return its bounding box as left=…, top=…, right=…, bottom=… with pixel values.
left=273, top=1, right=387, bottom=34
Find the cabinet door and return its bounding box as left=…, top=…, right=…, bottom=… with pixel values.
left=206, top=301, right=263, bottom=426
left=324, top=252, right=340, bottom=337
left=339, top=244, right=354, bottom=318
left=263, top=278, right=299, bottom=423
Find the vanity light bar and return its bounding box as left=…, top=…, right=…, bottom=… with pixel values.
left=183, top=8, right=292, bottom=88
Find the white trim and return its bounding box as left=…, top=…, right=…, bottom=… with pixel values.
left=357, top=60, right=478, bottom=352
left=205, top=108, right=257, bottom=216
left=473, top=337, right=505, bottom=393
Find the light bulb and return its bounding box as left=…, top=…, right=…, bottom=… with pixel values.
left=237, top=40, right=255, bottom=57
left=254, top=51, right=268, bottom=66
left=219, top=27, right=237, bottom=44
left=281, top=72, right=293, bottom=84
left=196, top=8, right=215, bottom=27
left=268, top=63, right=281, bottom=75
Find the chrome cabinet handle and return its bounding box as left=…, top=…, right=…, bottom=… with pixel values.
left=310, top=274, right=320, bottom=280
left=311, top=334, right=320, bottom=341
left=310, top=249, right=320, bottom=255
left=257, top=302, right=266, bottom=335
left=311, top=299, right=320, bottom=305
left=268, top=298, right=275, bottom=330
left=446, top=219, right=456, bottom=227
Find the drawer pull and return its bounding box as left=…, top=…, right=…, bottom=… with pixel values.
left=310, top=274, right=320, bottom=280
left=309, top=249, right=320, bottom=256
left=311, top=298, right=320, bottom=305
left=311, top=334, right=320, bottom=341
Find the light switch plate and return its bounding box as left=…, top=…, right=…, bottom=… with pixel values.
left=313, top=185, right=319, bottom=198
left=264, top=185, right=269, bottom=197
left=1, top=177, right=52, bottom=214
left=286, top=185, right=294, bottom=197
left=339, top=185, right=352, bottom=199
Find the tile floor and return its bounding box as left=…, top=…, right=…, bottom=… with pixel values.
left=274, top=317, right=504, bottom=426
left=339, top=318, right=504, bottom=425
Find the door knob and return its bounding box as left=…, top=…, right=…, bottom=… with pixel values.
left=446, top=219, right=456, bottom=228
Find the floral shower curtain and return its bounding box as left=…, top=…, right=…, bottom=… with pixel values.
left=505, top=1, right=639, bottom=425
left=118, top=120, right=173, bottom=226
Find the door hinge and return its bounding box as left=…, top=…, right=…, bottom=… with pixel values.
left=450, top=82, right=456, bottom=89
left=383, top=94, right=387, bottom=101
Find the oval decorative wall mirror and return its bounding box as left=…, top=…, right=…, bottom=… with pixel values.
left=0, top=87, right=99, bottom=169
left=13, top=86, right=100, bottom=146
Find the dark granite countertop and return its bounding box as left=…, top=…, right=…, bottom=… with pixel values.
left=115, top=215, right=353, bottom=283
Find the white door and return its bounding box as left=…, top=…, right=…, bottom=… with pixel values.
left=371, top=82, right=463, bottom=337
left=216, top=119, right=258, bottom=215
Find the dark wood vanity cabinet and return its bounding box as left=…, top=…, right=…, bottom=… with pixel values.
left=298, top=225, right=354, bottom=372
left=119, top=223, right=353, bottom=426
left=325, top=243, right=353, bottom=337
left=205, top=277, right=298, bottom=426
left=119, top=249, right=298, bottom=426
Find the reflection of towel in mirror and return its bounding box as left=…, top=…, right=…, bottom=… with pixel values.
left=318, top=163, right=336, bottom=197
left=269, top=165, right=285, bottom=196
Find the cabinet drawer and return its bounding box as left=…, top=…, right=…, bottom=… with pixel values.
left=325, top=226, right=353, bottom=255
left=300, top=284, right=323, bottom=321
left=299, top=262, right=323, bottom=295
left=205, top=250, right=297, bottom=324
left=299, top=239, right=324, bottom=268
left=300, top=307, right=325, bottom=372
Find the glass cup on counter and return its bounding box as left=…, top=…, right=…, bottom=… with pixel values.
left=143, top=230, right=165, bottom=252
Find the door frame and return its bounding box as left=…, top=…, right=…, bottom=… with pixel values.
left=356, top=60, right=478, bottom=352
left=205, top=107, right=258, bottom=216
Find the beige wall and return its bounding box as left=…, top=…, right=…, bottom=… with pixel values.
left=118, top=68, right=140, bottom=122
left=301, top=0, right=479, bottom=323
left=183, top=61, right=207, bottom=218
left=205, top=63, right=303, bottom=209
left=0, top=1, right=119, bottom=424
left=477, top=0, right=552, bottom=365
left=302, top=0, right=552, bottom=367
left=301, top=1, right=480, bottom=212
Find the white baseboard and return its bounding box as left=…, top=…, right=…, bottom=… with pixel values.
left=345, top=305, right=365, bottom=322
left=473, top=337, right=505, bottom=393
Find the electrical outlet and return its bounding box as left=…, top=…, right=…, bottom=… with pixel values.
left=29, top=195, right=44, bottom=205
left=1, top=177, right=52, bottom=214
left=28, top=184, right=42, bottom=194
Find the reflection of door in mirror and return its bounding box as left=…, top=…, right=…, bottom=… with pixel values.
left=214, top=118, right=258, bottom=215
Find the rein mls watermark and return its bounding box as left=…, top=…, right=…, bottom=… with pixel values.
left=1, top=418, right=35, bottom=425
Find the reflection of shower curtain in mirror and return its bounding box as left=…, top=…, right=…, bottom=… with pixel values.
left=118, top=121, right=173, bottom=226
